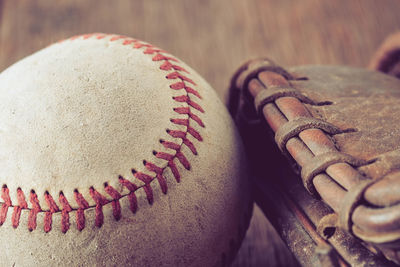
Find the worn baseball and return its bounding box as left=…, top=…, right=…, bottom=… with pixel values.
left=0, top=33, right=251, bottom=266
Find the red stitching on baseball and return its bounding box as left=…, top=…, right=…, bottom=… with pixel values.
left=152, top=54, right=178, bottom=62
left=59, top=192, right=72, bottom=233
left=173, top=107, right=204, bottom=127
left=109, top=35, right=126, bottom=42
left=188, top=127, right=203, bottom=141
left=0, top=33, right=205, bottom=233
left=133, top=42, right=152, bottom=49
left=0, top=186, right=10, bottom=226
left=89, top=187, right=108, bottom=228
left=96, top=34, right=106, bottom=40
left=28, top=190, right=41, bottom=231
left=144, top=161, right=168, bottom=194
left=170, top=118, right=189, bottom=126
left=12, top=188, right=28, bottom=228
left=160, top=139, right=180, bottom=150
left=170, top=82, right=202, bottom=99
left=160, top=61, right=188, bottom=73
left=118, top=177, right=138, bottom=214
left=44, top=191, right=59, bottom=233
left=133, top=170, right=154, bottom=204
left=176, top=151, right=191, bottom=170
left=173, top=95, right=204, bottom=113
left=74, top=190, right=89, bottom=231
left=154, top=152, right=174, bottom=161
left=104, top=184, right=122, bottom=221
left=166, top=72, right=196, bottom=85
left=122, top=39, right=135, bottom=45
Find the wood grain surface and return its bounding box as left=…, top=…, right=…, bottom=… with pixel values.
left=0, top=1, right=399, bottom=266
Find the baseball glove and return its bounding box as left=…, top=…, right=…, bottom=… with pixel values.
left=369, top=32, right=400, bottom=79
left=229, top=56, right=400, bottom=266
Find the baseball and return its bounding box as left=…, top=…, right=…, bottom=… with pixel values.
left=0, top=33, right=251, bottom=266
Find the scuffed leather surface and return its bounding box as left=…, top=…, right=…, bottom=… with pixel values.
left=289, top=65, right=400, bottom=162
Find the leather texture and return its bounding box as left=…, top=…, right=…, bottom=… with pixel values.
left=230, top=58, right=400, bottom=265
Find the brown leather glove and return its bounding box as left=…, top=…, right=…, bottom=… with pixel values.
left=229, top=56, right=400, bottom=266
left=369, top=32, right=400, bottom=79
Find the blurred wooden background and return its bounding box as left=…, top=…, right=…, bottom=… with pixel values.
left=1, top=1, right=400, bottom=266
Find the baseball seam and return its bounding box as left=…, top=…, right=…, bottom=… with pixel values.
left=0, top=33, right=205, bottom=233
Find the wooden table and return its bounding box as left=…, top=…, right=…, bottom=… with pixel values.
left=1, top=1, right=399, bottom=266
